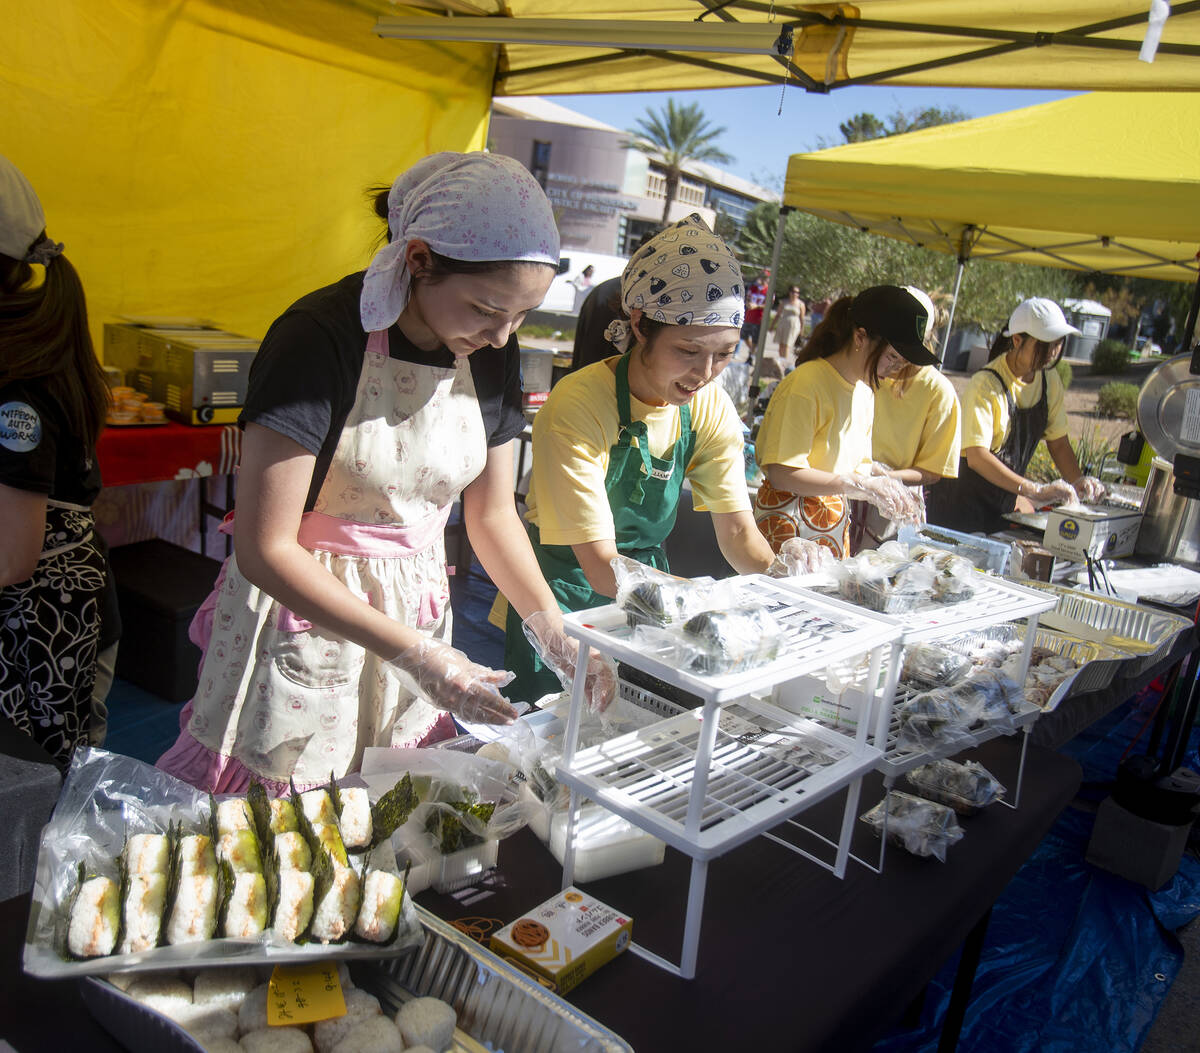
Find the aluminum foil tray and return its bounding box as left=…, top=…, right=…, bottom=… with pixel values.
left=79, top=906, right=631, bottom=1053
left=1022, top=582, right=1194, bottom=677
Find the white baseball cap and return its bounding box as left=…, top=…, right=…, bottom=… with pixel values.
left=1003, top=298, right=1080, bottom=342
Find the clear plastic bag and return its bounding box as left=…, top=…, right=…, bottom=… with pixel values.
left=895, top=689, right=976, bottom=751
left=25, top=748, right=424, bottom=979
left=612, top=558, right=726, bottom=629
left=909, top=545, right=977, bottom=602
left=904, top=759, right=1006, bottom=815
left=860, top=791, right=965, bottom=861
left=901, top=643, right=973, bottom=690
left=834, top=547, right=937, bottom=614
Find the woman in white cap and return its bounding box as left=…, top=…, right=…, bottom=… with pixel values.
left=861, top=286, right=962, bottom=548
left=0, top=154, right=112, bottom=766
left=753, top=286, right=931, bottom=560
left=501, top=214, right=777, bottom=702
left=158, top=152, right=612, bottom=794
left=926, top=297, right=1104, bottom=535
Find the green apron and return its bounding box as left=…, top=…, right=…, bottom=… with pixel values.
left=504, top=352, right=696, bottom=703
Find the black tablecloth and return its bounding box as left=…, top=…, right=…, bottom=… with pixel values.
left=0, top=736, right=1080, bottom=1053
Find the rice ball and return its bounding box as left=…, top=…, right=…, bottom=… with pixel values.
left=126, top=975, right=193, bottom=1015
left=395, top=997, right=456, bottom=1052
left=312, top=988, right=382, bottom=1053
left=239, top=1027, right=313, bottom=1053
left=165, top=1003, right=239, bottom=1041
left=194, top=967, right=259, bottom=1010
left=105, top=972, right=137, bottom=992
left=331, top=1016, right=404, bottom=1053
left=237, top=984, right=271, bottom=1035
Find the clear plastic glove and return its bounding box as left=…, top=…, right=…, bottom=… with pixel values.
left=840, top=473, right=923, bottom=523
left=1027, top=479, right=1079, bottom=508
left=767, top=536, right=837, bottom=577
left=1071, top=475, right=1106, bottom=503
left=522, top=610, right=617, bottom=713
left=389, top=638, right=517, bottom=725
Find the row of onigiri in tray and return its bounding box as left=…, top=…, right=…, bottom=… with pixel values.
left=64, top=775, right=424, bottom=961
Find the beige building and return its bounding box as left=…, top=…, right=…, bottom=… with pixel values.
left=489, top=97, right=777, bottom=257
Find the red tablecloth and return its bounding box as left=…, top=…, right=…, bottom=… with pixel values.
left=96, top=422, right=241, bottom=487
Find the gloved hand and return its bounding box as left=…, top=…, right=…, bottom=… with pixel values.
left=767, top=536, right=837, bottom=577
left=390, top=638, right=517, bottom=725
left=1071, top=475, right=1106, bottom=503
left=840, top=473, right=923, bottom=523
left=522, top=610, right=617, bottom=713
left=1026, top=478, right=1079, bottom=508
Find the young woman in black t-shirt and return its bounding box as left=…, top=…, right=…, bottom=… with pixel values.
left=0, top=154, right=112, bottom=766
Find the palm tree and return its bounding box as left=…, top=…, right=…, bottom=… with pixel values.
left=628, top=100, right=733, bottom=224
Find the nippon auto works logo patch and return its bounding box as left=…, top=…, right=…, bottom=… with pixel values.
left=1058, top=518, right=1080, bottom=540
left=0, top=401, right=42, bottom=453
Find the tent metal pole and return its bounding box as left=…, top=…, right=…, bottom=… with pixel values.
left=941, top=227, right=974, bottom=368
left=1185, top=254, right=1200, bottom=375
left=748, top=205, right=791, bottom=418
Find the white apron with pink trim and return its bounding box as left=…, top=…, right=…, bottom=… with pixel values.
left=159, top=329, right=487, bottom=792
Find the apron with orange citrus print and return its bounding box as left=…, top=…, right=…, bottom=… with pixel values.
left=753, top=479, right=851, bottom=560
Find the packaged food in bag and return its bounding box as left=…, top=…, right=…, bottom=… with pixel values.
left=860, top=791, right=964, bottom=861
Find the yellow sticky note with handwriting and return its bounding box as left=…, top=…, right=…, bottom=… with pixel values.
left=267, top=962, right=346, bottom=1026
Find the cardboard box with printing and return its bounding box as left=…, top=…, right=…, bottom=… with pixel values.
left=1042, top=506, right=1142, bottom=561
left=104, top=323, right=258, bottom=425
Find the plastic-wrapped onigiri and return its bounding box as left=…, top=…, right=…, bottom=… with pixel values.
left=310, top=866, right=361, bottom=943
left=68, top=876, right=120, bottom=958
left=300, top=788, right=337, bottom=826
left=166, top=873, right=218, bottom=945
left=118, top=872, right=167, bottom=954
left=273, top=869, right=315, bottom=943
left=223, top=872, right=268, bottom=938
left=338, top=787, right=372, bottom=849
left=275, top=831, right=312, bottom=872
left=353, top=871, right=404, bottom=943
left=125, top=833, right=169, bottom=876
left=269, top=797, right=298, bottom=834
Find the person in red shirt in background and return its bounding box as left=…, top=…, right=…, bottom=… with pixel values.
left=742, top=269, right=770, bottom=351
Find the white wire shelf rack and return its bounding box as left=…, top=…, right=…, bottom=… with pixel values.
left=557, top=696, right=881, bottom=859
left=557, top=576, right=902, bottom=979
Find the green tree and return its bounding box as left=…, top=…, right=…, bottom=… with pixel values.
left=628, top=100, right=733, bottom=223
left=737, top=202, right=1080, bottom=333
left=818, top=105, right=970, bottom=148
left=838, top=112, right=886, bottom=142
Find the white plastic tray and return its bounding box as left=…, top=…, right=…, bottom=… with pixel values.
left=786, top=573, right=1056, bottom=645
left=562, top=575, right=904, bottom=705
left=557, top=697, right=881, bottom=860
left=877, top=688, right=1042, bottom=779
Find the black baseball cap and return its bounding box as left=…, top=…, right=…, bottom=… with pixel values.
left=850, top=285, right=938, bottom=367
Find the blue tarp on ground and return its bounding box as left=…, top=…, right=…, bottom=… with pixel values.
left=873, top=692, right=1200, bottom=1053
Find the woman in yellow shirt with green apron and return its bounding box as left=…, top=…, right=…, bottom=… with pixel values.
left=502, top=215, right=776, bottom=704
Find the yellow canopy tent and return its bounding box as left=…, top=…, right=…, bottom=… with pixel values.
left=778, top=91, right=1200, bottom=351
left=374, top=1, right=1200, bottom=95
left=782, top=91, right=1200, bottom=285
left=2, top=0, right=496, bottom=343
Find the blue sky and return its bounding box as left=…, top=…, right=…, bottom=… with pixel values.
left=552, top=86, right=1078, bottom=189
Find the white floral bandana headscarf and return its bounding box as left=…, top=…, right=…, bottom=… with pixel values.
left=0, top=154, right=64, bottom=265
left=360, top=152, right=560, bottom=333
left=604, top=213, right=744, bottom=353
